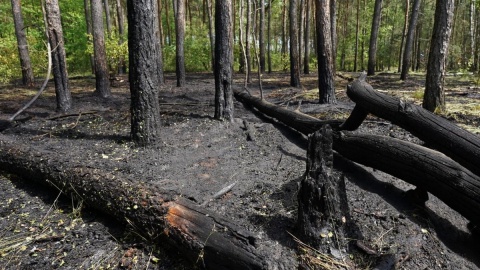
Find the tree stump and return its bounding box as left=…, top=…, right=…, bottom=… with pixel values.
left=297, top=125, right=349, bottom=254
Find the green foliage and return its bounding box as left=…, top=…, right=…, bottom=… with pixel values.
left=86, top=29, right=129, bottom=74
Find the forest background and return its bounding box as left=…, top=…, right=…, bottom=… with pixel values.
left=1, top=0, right=479, bottom=84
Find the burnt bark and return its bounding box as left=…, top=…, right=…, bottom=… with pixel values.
left=423, top=0, right=455, bottom=112
left=233, top=85, right=480, bottom=227
left=174, top=0, right=186, bottom=87
left=334, top=132, right=480, bottom=225
left=346, top=77, right=480, bottom=178
left=91, top=0, right=112, bottom=98
left=44, top=0, right=72, bottom=112
left=289, top=0, right=301, bottom=87
left=214, top=0, right=234, bottom=121
left=11, top=0, right=35, bottom=87
left=84, top=0, right=95, bottom=74
left=367, top=0, right=382, bottom=76
left=315, top=0, right=336, bottom=104
left=0, top=137, right=268, bottom=270
left=297, top=126, right=349, bottom=251
left=127, top=0, right=162, bottom=146
left=400, top=0, right=421, bottom=80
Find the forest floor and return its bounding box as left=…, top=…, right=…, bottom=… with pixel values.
left=0, top=71, right=479, bottom=269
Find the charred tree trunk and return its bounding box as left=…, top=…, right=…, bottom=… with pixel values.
left=11, top=0, right=35, bottom=87
left=315, top=0, right=336, bottom=104
left=0, top=137, right=268, bottom=270
left=367, top=0, right=382, bottom=76
left=297, top=126, right=349, bottom=252
left=127, top=0, right=162, bottom=146
left=174, top=0, right=186, bottom=87
left=91, top=0, right=112, bottom=98
left=423, top=0, right=455, bottom=113
left=400, top=0, right=421, bottom=80
left=84, top=0, right=95, bottom=74
left=214, top=0, right=234, bottom=121
left=44, top=0, right=72, bottom=112
left=289, top=0, right=301, bottom=87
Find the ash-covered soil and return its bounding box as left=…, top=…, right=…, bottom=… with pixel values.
left=0, top=72, right=479, bottom=269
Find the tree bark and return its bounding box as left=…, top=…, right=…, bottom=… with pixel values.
left=259, top=0, right=266, bottom=73
left=346, top=76, right=480, bottom=178
left=206, top=0, right=215, bottom=71
left=84, top=0, right=95, bottom=74
left=233, top=86, right=480, bottom=227
left=44, top=0, right=72, bottom=113
left=267, top=0, right=272, bottom=73
left=367, top=0, right=382, bottom=76
left=400, top=0, right=422, bottom=80
left=315, top=0, right=336, bottom=104
left=91, top=0, right=112, bottom=98
left=297, top=126, right=349, bottom=252
left=423, top=0, right=455, bottom=113
left=246, top=0, right=252, bottom=82
left=127, top=0, right=162, bottom=146
left=353, top=0, right=360, bottom=71
left=289, top=0, right=301, bottom=87
left=116, top=0, right=126, bottom=74
left=0, top=137, right=269, bottom=269
left=330, top=0, right=337, bottom=75
left=11, top=0, right=35, bottom=87
left=398, top=0, right=410, bottom=73
left=303, top=0, right=310, bottom=74
left=174, top=0, right=186, bottom=87
left=103, top=0, right=112, bottom=36
left=214, top=0, right=234, bottom=121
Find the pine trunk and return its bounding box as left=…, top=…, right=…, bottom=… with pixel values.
left=127, top=0, right=163, bottom=146
left=423, top=0, right=454, bottom=112
left=44, top=0, right=72, bottom=112
left=11, top=0, right=35, bottom=87
left=91, top=0, right=112, bottom=98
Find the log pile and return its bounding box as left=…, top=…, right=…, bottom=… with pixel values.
left=234, top=76, right=480, bottom=228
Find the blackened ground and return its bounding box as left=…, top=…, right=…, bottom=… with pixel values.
left=0, top=72, right=479, bottom=269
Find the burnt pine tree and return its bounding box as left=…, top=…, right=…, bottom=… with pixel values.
left=367, top=0, right=383, bottom=76
left=91, top=0, right=111, bottom=98
left=214, top=0, right=234, bottom=121
left=423, top=0, right=454, bottom=112
left=174, top=0, right=186, bottom=87
left=400, top=0, right=422, bottom=80
left=11, top=0, right=35, bottom=87
left=83, top=0, right=95, bottom=74
left=289, top=0, right=301, bottom=87
left=127, top=0, right=163, bottom=146
left=316, top=0, right=336, bottom=104
left=44, top=0, right=72, bottom=112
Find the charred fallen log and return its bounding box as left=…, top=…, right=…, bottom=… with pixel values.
left=233, top=89, right=480, bottom=226
left=0, top=137, right=268, bottom=270
left=346, top=75, right=480, bottom=178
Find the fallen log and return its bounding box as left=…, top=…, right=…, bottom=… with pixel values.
left=234, top=89, right=340, bottom=135
left=233, top=89, right=480, bottom=226
left=0, top=136, right=269, bottom=270
left=334, top=132, right=480, bottom=225
left=346, top=75, right=480, bottom=177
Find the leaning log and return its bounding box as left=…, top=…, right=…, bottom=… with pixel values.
left=346, top=76, right=480, bottom=177
left=0, top=136, right=268, bottom=270
left=233, top=89, right=480, bottom=226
